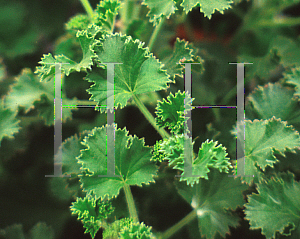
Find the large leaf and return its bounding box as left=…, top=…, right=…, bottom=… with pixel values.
left=246, top=83, right=300, bottom=126
left=233, top=117, right=300, bottom=185
left=0, top=101, right=20, bottom=147
left=86, top=33, right=172, bottom=112
left=245, top=172, right=300, bottom=239
left=176, top=168, right=248, bottom=239
left=181, top=0, right=234, bottom=19
left=78, top=125, right=158, bottom=199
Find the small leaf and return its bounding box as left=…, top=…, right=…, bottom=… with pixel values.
left=155, top=90, right=193, bottom=134
left=119, top=221, right=155, bottom=239
left=78, top=125, right=158, bottom=199
left=142, top=0, right=177, bottom=26
left=103, top=218, right=133, bottom=239
left=176, top=168, right=248, bottom=239
left=181, top=0, right=234, bottom=19
left=245, top=172, right=300, bottom=239
left=86, top=33, right=172, bottom=112
left=71, top=193, right=114, bottom=239
left=35, top=24, right=101, bottom=82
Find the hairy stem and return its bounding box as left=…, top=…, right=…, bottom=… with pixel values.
left=132, top=94, right=170, bottom=139
left=148, top=17, right=166, bottom=52
left=123, top=184, right=139, bottom=223
left=121, top=0, right=135, bottom=29
left=159, top=210, right=197, bottom=239
left=79, top=0, right=94, bottom=19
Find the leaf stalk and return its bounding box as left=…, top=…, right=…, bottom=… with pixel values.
left=79, top=0, right=94, bottom=19
left=123, top=184, right=139, bottom=222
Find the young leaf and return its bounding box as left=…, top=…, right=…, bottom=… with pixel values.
left=161, top=38, right=203, bottom=80
left=246, top=83, right=300, bottom=126
left=78, top=125, right=158, bottom=199
left=103, top=218, right=133, bottom=239
left=86, top=33, right=172, bottom=112
left=35, top=24, right=101, bottom=82
left=233, top=117, right=300, bottom=185
left=181, top=0, right=234, bottom=19
left=155, top=90, right=193, bottom=134
left=0, top=101, right=20, bottom=147
left=94, top=0, right=120, bottom=31
left=142, top=0, right=177, bottom=26
left=284, top=66, right=300, bottom=100
left=119, top=221, right=155, bottom=239
left=176, top=168, right=248, bottom=239
left=71, top=193, right=114, bottom=239
left=245, top=172, right=300, bottom=239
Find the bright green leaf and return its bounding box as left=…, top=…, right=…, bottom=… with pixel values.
left=245, top=172, right=300, bottom=239
left=86, top=33, right=172, bottom=112
left=78, top=125, right=158, bottom=199
left=71, top=193, right=114, bottom=238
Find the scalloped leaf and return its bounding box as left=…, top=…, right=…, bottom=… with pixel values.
left=103, top=218, right=133, bottom=239
left=4, top=68, right=77, bottom=125
left=245, top=172, right=300, bottom=239
left=0, top=101, right=20, bottom=147
left=284, top=66, right=300, bottom=100
left=71, top=193, right=114, bottom=239
left=94, top=0, right=120, bottom=31
left=176, top=168, right=248, bottom=239
left=142, top=0, right=177, bottom=26
left=119, top=221, right=154, bottom=239
left=78, top=125, right=158, bottom=199
left=35, top=24, right=101, bottom=82
left=181, top=0, right=234, bottom=19
left=233, top=117, right=300, bottom=185
left=65, top=14, right=90, bottom=31
left=161, top=38, right=203, bottom=80
left=155, top=90, right=193, bottom=134
left=86, top=33, right=172, bottom=112
left=246, top=83, right=300, bottom=126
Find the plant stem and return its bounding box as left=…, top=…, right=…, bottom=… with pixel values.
left=123, top=184, right=139, bottom=222
left=79, top=0, right=94, bottom=19
left=121, top=0, right=135, bottom=29
left=158, top=210, right=197, bottom=239
left=148, top=17, right=166, bottom=52
left=132, top=94, right=170, bottom=139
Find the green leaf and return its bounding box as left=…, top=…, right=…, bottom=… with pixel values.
left=119, top=221, right=154, bottom=239
left=35, top=24, right=101, bottom=82
left=245, top=172, right=300, bottom=239
left=86, top=33, right=172, bottom=112
left=155, top=90, right=193, bottom=134
left=78, top=125, right=158, bottom=199
left=65, top=14, right=90, bottom=31
left=4, top=68, right=53, bottom=113
left=161, top=38, right=203, bottom=80
left=176, top=168, right=248, bottom=239
left=181, top=0, right=234, bottom=19
left=103, top=218, right=133, bottom=239
left=71, top=193, right=114, bottom=239
left=142, top=0, right=177, bottom=26
left=233, top=117, right=300, bottom=185
left=0, top=101, right=20, bottom=147
left=284, top=66, right=300, bottom=100
left=246, top=83, right=300, bottom=126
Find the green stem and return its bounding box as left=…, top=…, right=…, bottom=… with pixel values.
left=132, top=94, right=170, bottom=139
left=257, top=17, right=300, bottom=27
left=79, top=0, right=94, bottom=19
left=159, top=210, right=197, bottom=239
left=121, top=0, right=135, bottom=29
left=148, top=17, right=166, bottom=52
left=123, top=184, right=139, bottom=222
